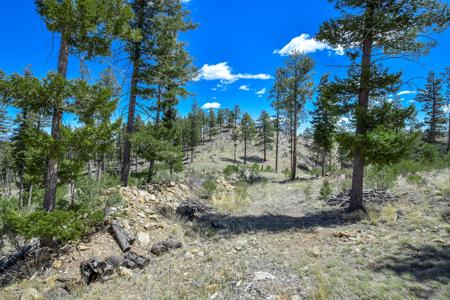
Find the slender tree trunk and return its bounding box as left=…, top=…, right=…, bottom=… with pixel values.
left=275, top=106, right=280, bottom=172
left=27, top=184, right=33, bottom=207
left=120, top=45, right=142, bottom=187
left=291, top=103, right=298, bottom=181
left=190, top=147, right=194, bottom=163
left=350, top=10, right=373, bottom=211
left=18, top=173, right=24, bottom=209
left=146, top=160, right=154, bottom=184
left=447, top=113, right=450, bottom=153
left=321, top=150, right=326, bottom=177
left=244, top=136, right=247, bottom=164
left=44, top=36, right=69, bottom=212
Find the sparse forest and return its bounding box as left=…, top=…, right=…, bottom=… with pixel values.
left=0, top=1, right=450, bottom=299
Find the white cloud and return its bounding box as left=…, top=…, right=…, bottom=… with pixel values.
left=274, top=34, right=344, bottom=56
left=181, top=0, right=190, bottom=3
left=256, top=88, right=266, bottom=98
left=397, top=90, right=417, bottom=96
left=202, top=102, right=221, bottom=110
left=195, top=62, right=271, bottom=84
left=239, top=85, right=250, bottom=91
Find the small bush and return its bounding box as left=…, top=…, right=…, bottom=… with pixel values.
left=304, top=182, right=312, bottom=201
left=406, top=174, right=423, bottom=185
left=264, top=165, right=274, bottom=173
left=366, top=165, right=399, bottom=192
left=319, top=180, right=332, bottom=200
left=1, top=208, right=104, bottom=244
left=223, top=165, right=240, bottom=177
left=202, top=178, right=217, bottom=196
left=282, top=168, right=291, bottom=179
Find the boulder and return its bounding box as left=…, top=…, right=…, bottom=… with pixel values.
left=150, top=238, right=182, bottom=256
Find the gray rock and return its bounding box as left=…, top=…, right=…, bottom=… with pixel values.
left=151, top=238, right=182, bottom=256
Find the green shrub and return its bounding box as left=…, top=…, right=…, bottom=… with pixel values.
left=406, top=174, right=423, bottom=185
left=282, top=168, right=291, bottom=179
left=250, top=163, right=261, bottom=174
left=366, top=165, right=399, bottom=192
left=319, top=180, right=332, bottom=200
left=202, top=178, right=217, bottom=195
left=223, top=165, right=240, bottom=177
left=264, top=165, right=274, bottom=173
left=2, top=208, right=104, bottom=244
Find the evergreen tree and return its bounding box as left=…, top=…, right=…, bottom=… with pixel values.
left=208, top=108, right=217, bottom=140
left=270, top=68, right=287, bottom=172
left=36, top=0, right=135, bottom=211
left=311, top=74, right=337, bottom=176
left=241, top=113, right=256, bottom=164
left=317, top=0, right=450, bottom=211
left=186, top=102, right=202, bottom=163
left=231, top=105, right=241, bottom=162
left=120, top=0, right=195, bottom=186
left=444, top=67, right=450, bottom=153
left=256, top=111, right=275, bottom=162
left=217, top=109, right=225, bottom=133
left=278, top=52, right=314, bottom=180
left=415, top=71, right=447, bottom=144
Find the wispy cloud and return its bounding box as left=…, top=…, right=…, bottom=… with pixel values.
left=181, top=0, right=191, bottom=3
left=239, top=85, right=250, bottom=91
left=202, top=102, right=221, bottom=110
left=397, top=90, right=417, bottom=96
left=256, top=88, right=266, bottom=98
left=274, top=34, right=344, bottom=56
left=195, top=62, right=272, bottom=84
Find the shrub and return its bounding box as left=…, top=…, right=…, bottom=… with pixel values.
left=264, top=165, right=274, bottom=173
left=406, top=174, right=423, bottom=185
left=1, top=208, right=104, bottom=244
left=202, top=178, right=217, bottom=196
left=223, top=165, right=240, bottom=177
left=282, top=168, right=291, bottom=179
left=319, top=180, right=332, bottom=200
left=366, top=165, right=399, bottom=192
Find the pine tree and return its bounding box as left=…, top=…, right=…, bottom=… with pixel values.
left=232, top=105, right=241, bottom=162
left=311, top=74, right=337, bottom=177
left=208, top=108, right=217, bottom=140
left=444, top=67, right=450, bottom=153
left=36, top=0, right=135, bottom=211
left=241, top=113, right=256, bottom=164
left=270, top=68, right=287, bottom=172
left=120, top=0, right=195, bottom=186
left=186, top=102, right=202, bottom=163
left=256, top=111, right=275, bottom=162
left=278, top=52, right=314, bottom=180
left=415, top=71, right=447, bottom=144
left=317, top=0, right=450, bottom=211
left=217, top=109, right=225, bottom=133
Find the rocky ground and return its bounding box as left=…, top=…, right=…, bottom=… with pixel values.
left=1, top=166, right=449, bottom=300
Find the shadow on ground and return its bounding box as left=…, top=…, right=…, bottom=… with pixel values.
left=196, top=209, right=355, bottom=234
left=372, top=243, right=450, bottom=298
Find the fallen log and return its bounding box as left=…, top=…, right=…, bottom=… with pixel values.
left=110, top=220, right=131, bottom=252
left=0, top=244, right=35, bottom=273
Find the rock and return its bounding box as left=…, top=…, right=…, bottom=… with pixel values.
left=21, top=288, right=44, bottom=300
left=43, top=287, right=70, bottom=300
left=150, top=238, right=182, bottom=256
left=122, top=251, right=150, bottom=269
left=117, top=266, right=133, bottom=278
left=105, top=256, right=124, bottom=268
left=80, top=257, right=115, bottom=284
left=176, top=200, right=213, bottom=220
left=137, top=232, right=151, bottom=247
left=78, top=244, right=89, bottom=251
left=254, top=271, right=276, bottom=281
left=51, top=259, right=62, bottom=269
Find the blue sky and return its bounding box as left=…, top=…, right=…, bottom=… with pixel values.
left=1, top=0, right=450, bottom=130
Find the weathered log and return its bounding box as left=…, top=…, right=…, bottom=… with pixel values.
left=111, top=220, right=131, bottom=252
left=0, top=244, right=35, bottom=273
left=80, top=257, right=114, bottom=284
left=122, top=251, right=150, bottom=269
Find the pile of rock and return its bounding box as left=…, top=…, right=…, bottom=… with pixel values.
left=327, top=190, right=402, bottom=207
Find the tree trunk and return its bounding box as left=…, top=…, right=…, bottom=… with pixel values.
left=146, top=160, right=154, bottom=184
left=120, top=46, right=142, bottom=187
left=190, top=147, right=194, bottom=163
left=244, top=136, right=247, bottom=164
left=27, top=184, right=33, bottom=207
left=44, top=36, right=69, bottom=212
left=275, top=106, right=280, bottom=172
left=18, top=174, right=23, bottom=209
left=291, top=104, right=298, bottom=181
left=321, top=150, right=326, bottom=177
left=349, top=9, right=374, bottom=211
left=447, top=113, right=450, bottom=153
